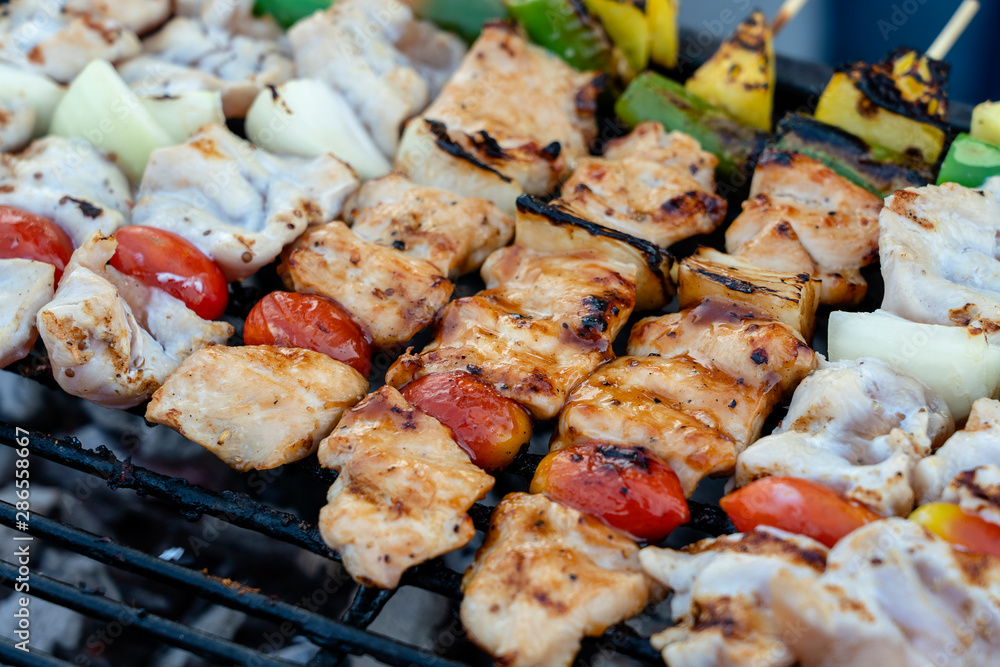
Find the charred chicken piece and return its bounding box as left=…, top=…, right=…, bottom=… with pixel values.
left=461, top=492, right=654, bottom=667
left=726, top=148, right=883, bottom=306
left=344, top=174, right=513, bottom=279
left=640, top=527, right=829, bottom=667
left=279, top=221, right=454, bottom=349
left=317, top=386, right=492, bottom=588
left=147, top=345, right=368, bottom=471
left=38, top=234, right=233, bottom=410
left=396, top=22, right=603, bottom=215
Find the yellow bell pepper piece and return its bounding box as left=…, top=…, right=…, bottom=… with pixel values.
left=684, top=11, right=774, bottom=131
left=581, top=0, right=649, bottom=77
left=646, top=0, right=679, bottom=70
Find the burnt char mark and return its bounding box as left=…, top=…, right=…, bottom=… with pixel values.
left=953, top=469, right=1000, bottom=507
left=840, top=47, right=950, bottom=126
left=757, top=148, right=795, bottom=168
left=59, top=196, right=102, bottom=219
left=691, top=266, right=783, bottom=298
left=660, top=190, right=727, bottom=224
left=425, top=120, right=513, bottom=183
left=540, top=142, right=562, bottom=160
left=594, top=444, right=653, bottom=472
left=750, top=348, right=769, bottom=365
left=517, top=195, right=674, bottom=288
left=474, top=131, right=507, bottom=159
left=575, top=72, right=607, bottom=117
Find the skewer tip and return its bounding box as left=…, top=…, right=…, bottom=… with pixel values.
left=926, top=0, right=980, bottom=61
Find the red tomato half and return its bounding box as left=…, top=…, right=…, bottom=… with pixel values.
left=0, top=205, right=74, bottom=282
left=402, top=371, right=532, bottom=471
left=109, top=226, right=228, bottom=320
left=244, top=291, right=371, bottom=376
left=530, top=442, right=690, bottom=542
left=720, top=477, right=881, bottom=547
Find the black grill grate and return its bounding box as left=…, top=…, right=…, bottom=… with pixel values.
left=1, top=421, right=719, bottom=666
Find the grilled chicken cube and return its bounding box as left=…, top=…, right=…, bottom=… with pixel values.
left=880, top=180, right=1000, bottom=335
left=602, top=121, right=718, bottom=192
left=317, top=386, right=492, bottom=588
left=679, top=249, right=820, bottom=339
left=387, top=245, right=637, bottom=420
left=480, top=244, right=637, bottom=330
left=769, top=519, right=1000, bottom=667
left=147, top=345, right=368, bottom=471
left=0, top=0, right=140, bottom=83
left=461, top=492, right=654, bottom=667
left=67, top=0, right=170, bottom=34
left=726, top=149, right=882, bottom=306
left=554, top=353, right=777, bottom=497
left=118, top=0, right=291, bottom=117
left=344, top=174, right=513, bottom=278
left=396, top=23, right=602, bottom=215
left=134, top=124, right=359, bottom=281
left=0, top=259, right=54, bottom=368
left=37, top=234, right=233, bottom=409
left=640, top=528, right=829, bottom=667
left=629, top=299, right=815, bottom=399
left=549, top=300, right=815, bottom=496
left=551, top=356, right=737, bottom=497
left=0, top=136, right=132, bottom=247
left=515, top=196, right=674, bottom=311
left=280, top=221, right=453, bottom=349
left=914, top=398, right=1000, bottom=506
left=559, top=123, right=726, bottom=248
left=289, top=0, right=465, bottom=158
left=736, top=358, right=954, bottom=516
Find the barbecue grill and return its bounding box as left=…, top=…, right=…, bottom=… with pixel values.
left=0, top=33, right=975, bottom=667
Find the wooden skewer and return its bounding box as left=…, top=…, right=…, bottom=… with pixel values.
left=772, top=0, right=811, bottom=36
left=927, top=0, right=980, bottom=60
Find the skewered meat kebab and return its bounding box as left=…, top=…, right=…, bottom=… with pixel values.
left=302, top=21, right=731, bottom=603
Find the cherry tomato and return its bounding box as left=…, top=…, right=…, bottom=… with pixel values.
left=530, top=442, right=690, bottom=542
left=0, top=205, right=74, bottom=282
left=244, top=291, right=371, bottom=375
left=720, top=477, right=881, bottom=548
left=402, top=371, right=532, bottom=471
left=110, top=226, right=228, bottom=320
left=909, top=503, right=1000, bottom=557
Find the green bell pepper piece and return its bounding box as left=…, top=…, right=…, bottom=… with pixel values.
left=615, top=71, right=767, bottom=187
left=505, top=0, right=611, bottom=71
left=414, top=0, right=508, bottom=43
left=774, top=113, right=933, bottom=198
left=937, top=133, right=1000, bottom=188
left=252, top=0, right=332, bottom=28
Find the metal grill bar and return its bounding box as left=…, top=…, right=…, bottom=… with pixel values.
left=0, top=424, right=463, bottom=598
left=0, top=560, right=301, bottom=667
left=0, top=502, right=466, bottom=667
left=0, top=637, right=76, bottom=667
